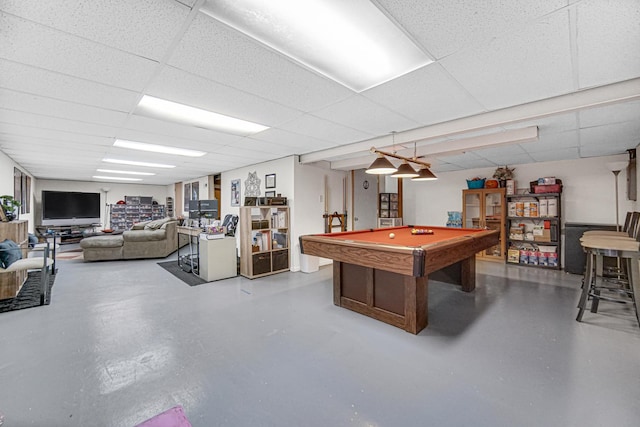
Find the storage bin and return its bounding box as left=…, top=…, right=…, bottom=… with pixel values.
left=466, top=179, right=485, bottom=189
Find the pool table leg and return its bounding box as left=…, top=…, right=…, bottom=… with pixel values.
left=460, top=256, right=476, bottom=292
left=404, top=275, right=428, bottom=334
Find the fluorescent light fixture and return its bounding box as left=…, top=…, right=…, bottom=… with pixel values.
left=103, top=158, right=176, bottom=168
left=96, top=169, right=156, bottom=176
left=137, top=95, right=269, bottom=135
left=114, top=139, right=206, bottom=157
left=201, top=0, right=432, bottom=92
left=93, top=176, right=143, bottom=182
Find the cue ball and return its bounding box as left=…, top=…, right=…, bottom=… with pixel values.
left=389, top=232, right=395, bottom=239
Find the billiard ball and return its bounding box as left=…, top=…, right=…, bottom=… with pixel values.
left=389, top=232, right=395, bottom=239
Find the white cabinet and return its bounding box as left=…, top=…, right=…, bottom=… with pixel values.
left=199, top=236, right=237, bottom=281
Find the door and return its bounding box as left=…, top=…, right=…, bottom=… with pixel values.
left=352, top=169, right=378, bottom=230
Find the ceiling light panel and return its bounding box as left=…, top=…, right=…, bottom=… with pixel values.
left=93, top=176, right=143, bottom=181
left=113, top=139, right=206, bottom=157
left=201, top=0, right=432, bottom=92
left=137, top=95, right=268, bottom=135
left=96, top=169, right=155, bottom=176
left=102, top=158, right=176, bottom=168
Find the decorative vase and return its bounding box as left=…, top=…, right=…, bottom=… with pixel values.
left=499, top=179, right=507, bottom=188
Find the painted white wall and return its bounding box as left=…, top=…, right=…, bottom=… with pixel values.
left=403, top=154, right=635, bottom=227
left=0, top=151, right=36, bottom=232
left=221, top=156, right=296, bottom=258
left=35, top=179, right=171, bottom=229
left=293, top=161, right=348, bottom=269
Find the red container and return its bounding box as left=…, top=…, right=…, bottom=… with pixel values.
left=530, top=179, right=562, bottom=194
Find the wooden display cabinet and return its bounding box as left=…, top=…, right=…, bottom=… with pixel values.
left=240, top=206, right=290, bottom=278
left=462, top=188, right=506, bottom=261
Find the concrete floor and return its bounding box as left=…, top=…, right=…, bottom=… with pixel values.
left=1, top=252, right=639, bottom=427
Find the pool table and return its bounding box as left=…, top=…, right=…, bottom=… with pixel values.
left=299, top=225, right=499, bottom=334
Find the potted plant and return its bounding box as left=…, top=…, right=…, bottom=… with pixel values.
left=493, top=166, right=515, bottom=187
left=0, top=195, right=21, bottom=221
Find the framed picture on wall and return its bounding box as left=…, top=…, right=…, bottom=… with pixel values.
left=265, top=173, right=276, bottom=189
left=231, top=179, right=241, bottom=207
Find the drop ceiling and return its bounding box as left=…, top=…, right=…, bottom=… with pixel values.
left=0, top=0, right=639, bottom=185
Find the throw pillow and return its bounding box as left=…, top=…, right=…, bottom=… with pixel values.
left=0, top=239, right=22, bottom=268
left=131, top=220, right=150, bottom=230
left=144, top=217, right=171, bottom=230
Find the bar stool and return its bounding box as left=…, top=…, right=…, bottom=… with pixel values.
left=578, top=235, right=640, bottom=327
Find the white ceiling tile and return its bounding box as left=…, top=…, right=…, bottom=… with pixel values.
left=576, top=0, right=640, bottom=88
left=434, top=151, right=496, bottom=169
left=503, top=113, right=579, bottom=136
left=1, top=0, right=191, bottom=60
left=440, top=12, right=574, bottom=110
left=167, top=13, right=353, bottom=112
left=0, top=12, right=158, bottom=91
left=0, top=123, right=113, bottom=146
left=579, top=100, right=640, bottom=127
left=278, top=114, right=373, bottom=144
left=0, top=60, right=139, bottom=111
left=363, top=65, right=486, bottom=125
left=244, top=128, right=336, bottom=152
left=123, top=115, right=244, bottom=146
left=375, top=0, right=568, bottom=59
left=520, top=130, right=580, bottom=153
left=146, top=66, right=303, bottom=127
left=579, top=121, right=640, bottom=148
left=0, top=89, right=129, bottom=127
left=529, top=147, right=580, bottom=162
left=311, top=94, right=421, bottom=135
left=0, top=109, right=120, bottom=138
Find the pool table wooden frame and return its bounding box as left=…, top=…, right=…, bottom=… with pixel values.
left=299, top=226, right=499, bottom=334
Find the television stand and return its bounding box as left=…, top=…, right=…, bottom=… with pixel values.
left=36, top=224, right=101, bottom=244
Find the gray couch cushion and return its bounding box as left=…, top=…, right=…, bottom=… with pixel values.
left=144, top=217, right=172, bottom=230
left=123, top=229, right=166, bottom=242
left=80, top=235, right=124, bottom=248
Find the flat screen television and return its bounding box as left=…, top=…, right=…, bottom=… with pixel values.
left=41, top=190, right=101, bottom=226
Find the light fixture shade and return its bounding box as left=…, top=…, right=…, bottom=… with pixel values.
left=606, top=161, right=628, bottom=172
left=412, top=167, right=438, bottom=181
left=391, top=160, right=419, bottom=178
left=366, top=154, right=397, bottom=175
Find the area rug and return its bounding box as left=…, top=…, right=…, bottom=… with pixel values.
left=157, top=261, right=206, bottom=286
left=56, top=250, right=84, bottom=260
left=0, top=271, right=55, bottom=313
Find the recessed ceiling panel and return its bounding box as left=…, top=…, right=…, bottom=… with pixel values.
left=579, top=101, right=640, bottom=127
left=579, top=121, right=640, bottom=147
